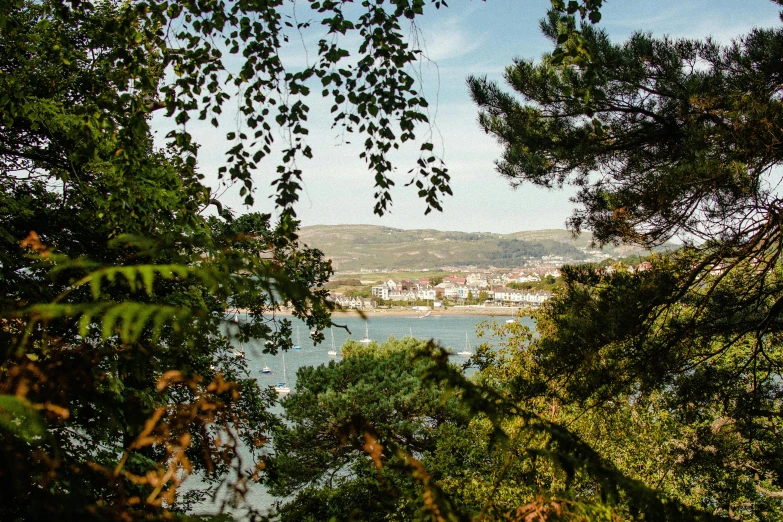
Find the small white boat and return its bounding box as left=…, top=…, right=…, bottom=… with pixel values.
left=417, top=310, right=432, bottom=319
left=505, top=319, right=516, bottom=324
left=358, top=323, right=372, bottom=344
left=457, top=333, right=473, bottom=356
left=327, top=328, right=338, bottom=357
left=275, top=353, right=291, bottom=395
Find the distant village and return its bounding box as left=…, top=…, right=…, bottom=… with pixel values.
left=328, top=260, right=655, bottom=311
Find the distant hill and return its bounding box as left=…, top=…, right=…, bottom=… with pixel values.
left=297, top=225, right=661, bottom=272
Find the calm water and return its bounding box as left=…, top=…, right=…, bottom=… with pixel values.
left=241, top=314, right=536, bottom=391
left=191, top=313, right=535, bottom=517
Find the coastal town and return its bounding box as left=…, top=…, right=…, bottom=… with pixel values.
left=327, top=260, right=654, bottom=311
left=328, top=269, right=558, bottom=311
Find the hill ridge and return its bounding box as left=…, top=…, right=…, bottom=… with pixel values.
left=298, top=225, right=654, bottom=272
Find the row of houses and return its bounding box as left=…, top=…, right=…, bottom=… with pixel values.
left=329, top=295, right=376, bottom=310
left=333, top=262, right=663, bottom=310
left=492, top=288, right=551, bottom=306
left=368, top=279, right=553, bottom=306
left=602, top=261, right=652, bottom=274
left=500, top=268, right=562, bottom=284
left=370, top=279, right=435, bottom=301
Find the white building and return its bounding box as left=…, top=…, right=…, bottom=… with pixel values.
left=417, top=288, right=436, bottom=300
left=371, top=285, right=390, bottom=300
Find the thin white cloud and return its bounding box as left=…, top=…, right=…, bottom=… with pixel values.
left=417, top=13, right=487, bottom=62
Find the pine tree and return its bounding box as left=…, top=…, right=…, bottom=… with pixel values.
left=470, top=6, right=783, bottom=518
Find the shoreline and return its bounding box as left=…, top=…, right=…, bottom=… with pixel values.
left=256, top=306, right=533, bottom=318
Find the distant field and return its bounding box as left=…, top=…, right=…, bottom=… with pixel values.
left=298, top=224, right=657, bottom=272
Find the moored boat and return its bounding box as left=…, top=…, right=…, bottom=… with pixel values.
left=327, top=328, right=338, bottom=356
left=457, top=333, right=472, bottom=356
left=358, top=323, right=372, bottom=344
left=233, top=314, right=245, bottom=357
left=275, top=352, right=291, bottom=395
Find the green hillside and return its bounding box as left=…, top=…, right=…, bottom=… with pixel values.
left=297, top=225, right=657, bottom=272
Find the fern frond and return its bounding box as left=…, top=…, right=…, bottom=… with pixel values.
left=22, top=302, right=185, bottom=344
left=57, top=264, right=194, bottom=302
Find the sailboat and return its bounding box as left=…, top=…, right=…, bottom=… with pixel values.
left=293, top=327, right=302, bottom=350
left=275, top=352, right=291, bottom=395
left=358, top=322, right=372, bottom=344
left=233, top=314, right=245, bottom=358
left=327, top=328, right=338, bottom=357
left=457, top=333, right=473, bottom=356
left=261, top=339, right=273, bottom=373
left=261, top=340, right=272, bottom=373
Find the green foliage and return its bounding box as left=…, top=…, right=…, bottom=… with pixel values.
left=525, top=257, right=783, bottom=520
left=323, top=278, right=363, bottom=289
left=267, top=338, right=468, bottom=521
left=416, top=321, right=730, bottom=521
left=11, top=0, right=777, bottom=519
left=507, top=279, right=559, bottom=292
left=0, top=0, right=424, bottom=518
left=0, top=395, right=47, bottom=442
left=486, top=239, right=584, bottom=266
left=471, top=13, right=783, bottom=249
left=470, top=7, right=783, bottom=519
left=344, top=288, right=372, bottom=298
left=263, top=329, right=726, bottom=521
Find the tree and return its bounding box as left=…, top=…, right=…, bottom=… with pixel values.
left=0, top=0, right=458, bottom=519
left=471, top=9, right=783, bottom=248
left=265, top=338, right=467, bottom=521
left=265, top=326, right=725, bottom=521
left=417, top=320, right=727, bottom=522
left=470, top=4, right=783, bottom=519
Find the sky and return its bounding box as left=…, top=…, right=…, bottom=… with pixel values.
left=159, top=0, right=783, bottom=234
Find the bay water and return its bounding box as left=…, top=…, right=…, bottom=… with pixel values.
left=243, top=314, right=535, bottom=390
left=193, top=313, right=535, bottom=517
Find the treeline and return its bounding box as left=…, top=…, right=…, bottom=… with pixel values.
left=484, top=239, right=585, bottom=265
